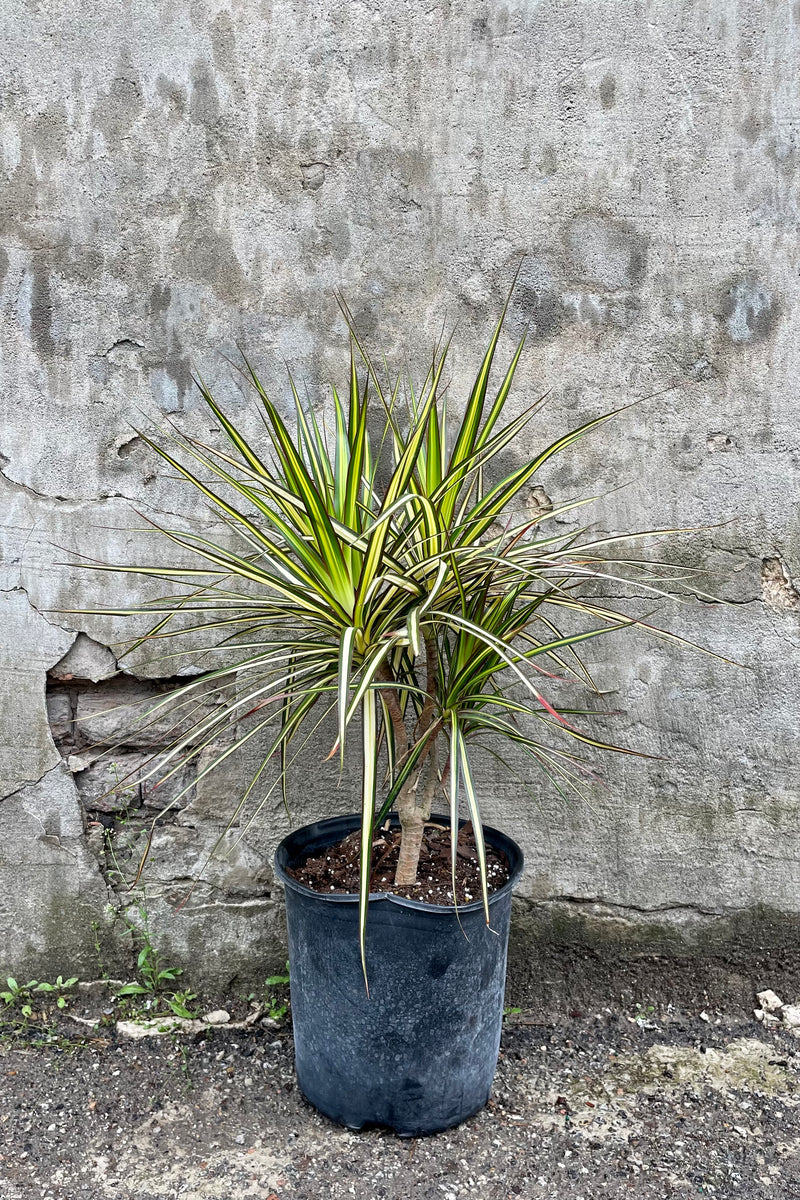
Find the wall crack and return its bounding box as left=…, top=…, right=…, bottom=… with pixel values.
left=528, top=895, right=758, bottom=919
left=0, top=583, right=75, bottom=633
left=0, top=466, right=205, bottom=522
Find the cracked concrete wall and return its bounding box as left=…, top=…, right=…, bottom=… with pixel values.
left=1, top=0, right=799, bottom=991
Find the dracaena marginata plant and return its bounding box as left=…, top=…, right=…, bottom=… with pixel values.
left=81, top=293, right=715, bottom=978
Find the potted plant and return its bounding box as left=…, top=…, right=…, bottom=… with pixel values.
left=84, top=291, right=711, bottom=1135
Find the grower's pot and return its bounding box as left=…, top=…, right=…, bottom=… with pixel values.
left=274, top=813, right=524, bottom=1137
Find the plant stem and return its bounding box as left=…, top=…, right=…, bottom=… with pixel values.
left=421, top=736, right=438, bottom=821
left=376, top=660, right=408, bottom=761
left=393, top=634, right=440, bottom=886
left=394, top=793, right=426, bottom=884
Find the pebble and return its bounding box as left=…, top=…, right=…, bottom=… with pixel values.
left=781, top=1004, right=800, bottom=1028
left=203, top=1009, right=231, bottom=1025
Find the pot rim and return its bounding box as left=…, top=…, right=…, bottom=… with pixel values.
left=274, top=810, right=524, bottom=913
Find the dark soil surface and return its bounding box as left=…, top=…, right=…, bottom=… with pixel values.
left=287, top=821, right=510, bottom=904
left=3, top=982, right=800, bottom=1198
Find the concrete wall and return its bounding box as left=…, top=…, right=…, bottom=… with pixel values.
left=1, top=0, right=799, bottom=993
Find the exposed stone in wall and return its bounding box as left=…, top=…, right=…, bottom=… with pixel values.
left=49, top=634, right=118, bottom=683
left=761, top=557, right=800, bottom=612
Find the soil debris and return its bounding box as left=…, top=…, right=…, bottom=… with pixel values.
left=755, top=988, right=800, bottom=1035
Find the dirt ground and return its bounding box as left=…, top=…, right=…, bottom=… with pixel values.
left=3, top=982, right=800, bottom=1200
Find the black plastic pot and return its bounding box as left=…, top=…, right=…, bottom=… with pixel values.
left=274, top=812, right=524, bottom=1137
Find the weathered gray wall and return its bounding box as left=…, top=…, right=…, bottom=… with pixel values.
left=1, top=0, right=799, bottom=992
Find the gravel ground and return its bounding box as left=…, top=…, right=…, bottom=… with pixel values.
left=3, top=998, right=800, bottom=1199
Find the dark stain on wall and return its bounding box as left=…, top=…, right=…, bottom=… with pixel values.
left=719, top=277, right=781, bottom=344
left=30, top=104, right=70, bottom=166
left=165, top=330, right=194, bottom=403
left=189, top=59, right=221, bottom=128
left=149, top=283, right=171, bottom=321
left=156, top=74, right=188, bottom=118
left=740, top=112, right=762, bottom=146
left=599, top=74, right=617, bottom=110
left=512, top=282, right=565, bottom=341
left=172, top=204, right=247, bottom=303
left=210, top=10, right=238, bottom=78
left=30, top=269, right=54, bottom=358
left=539, top=144, right=558, bottom=177
left=565, top=213, right=647, bottom=292
left=92, top=51, right=144, bottom=147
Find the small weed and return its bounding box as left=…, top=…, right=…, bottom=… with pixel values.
left=165, top=990, right=199, bottom=1020
left=503, top=1005, right=522, bottom=1020
left=1, top=975, right=78, bottom=1017
left=32, top=976, right=79, bottom=1009
left=265, top=961, right=290, bottom=1021
left=117, top=899, right=197, bottom=1021
left=1, top=978, right=35, bottom=1018
left=0, top=975, right=84, bottom=1049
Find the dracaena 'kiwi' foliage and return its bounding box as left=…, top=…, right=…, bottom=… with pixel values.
left=73, top=288, right=725, bottom=984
